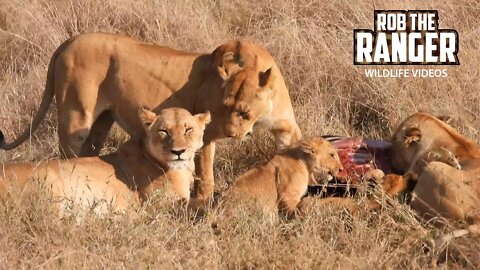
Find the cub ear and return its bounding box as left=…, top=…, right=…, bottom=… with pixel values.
left=194, top=111, right=211, bottom=125
left=404, top=125, right=421, bottom=145
left=218, top=66, right=229, bottom=81
left=217, top=52, right=235, bottom=81
left=215, top=51, right=244, bottom=81
left=138, top=107, right=157, bottom=128
left=258, top=67, right=274, bottom=88
left=297, top=140, right=316, bottom=158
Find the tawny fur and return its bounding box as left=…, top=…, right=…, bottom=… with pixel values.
left=387, top=112, right=480, bottom=244
left=0, top=33, right=301, bottom=201
left=391, top=112, right=480, bottom=175
left=0, top=108, right=210, bottom=215
left=221, top=137, right=343, bottom=219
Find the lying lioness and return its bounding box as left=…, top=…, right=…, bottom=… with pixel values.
left=0, top=108, right=210, bottom=214
left=379, top=113, right=480, bottom=245
left=219, top=137, right=343, bottom=219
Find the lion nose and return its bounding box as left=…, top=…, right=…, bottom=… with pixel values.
left=171, top=149, right=186, bottom=157
left=246, top=131, right=252, bottom=137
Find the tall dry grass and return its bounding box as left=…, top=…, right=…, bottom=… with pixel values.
left=0, top=0, right=479, bottom=268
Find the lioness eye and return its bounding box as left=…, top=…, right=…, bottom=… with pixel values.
left=239, top=111, right=249, bottom=120
left=330, top=153, right=336, bottom=159
left=159, top=129, right=169, bottom=136
left=185, top=127, right=193, bottom=134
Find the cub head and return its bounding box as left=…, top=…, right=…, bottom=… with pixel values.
left=290, top=137, right=343, bottom=181
left=139, top=108, right=211, bottom=170
left=212, top=40, right=277, bottom=139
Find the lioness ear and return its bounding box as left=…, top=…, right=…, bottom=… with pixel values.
left=404, top=125, right=421, bottom=145
left=138, top=107, right=157, bottom=128
left=195, top=111, right=211, bottom=125
left=259, top=67, right=274, bottom=87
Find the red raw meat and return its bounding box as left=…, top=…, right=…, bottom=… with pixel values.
left=321, top=136, right=393, bottom=184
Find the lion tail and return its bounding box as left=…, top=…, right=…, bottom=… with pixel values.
left=434, top=224, right=479, bottom=248
left=0, top=37, right=74, bottom=151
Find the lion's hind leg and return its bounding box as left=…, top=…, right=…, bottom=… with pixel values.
left=57, top=110, right=94, bottom=158
left=81, top=110, right=115, bottom=156
left=56, top=87, right=109, bottom=158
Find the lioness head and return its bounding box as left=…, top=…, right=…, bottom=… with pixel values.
left=290, top=137, right=344, bottom=180
left=391, top=113, right=460, bottom=173
left=219, top=67, right=275, bottom=139
left=390, top=123, right=423, bottom=173
left=139, top=108, right=211, bottom=170
left=212, top=40, right=277, bottom=139
left=390, top=112, right=480, bottom=174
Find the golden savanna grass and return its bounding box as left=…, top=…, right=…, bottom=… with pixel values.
left=1, top=0, right=479, bottom=268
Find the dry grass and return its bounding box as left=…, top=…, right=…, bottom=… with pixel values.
left=1, top=0, right=479, bottom=268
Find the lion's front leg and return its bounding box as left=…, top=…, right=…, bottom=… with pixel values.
left=270, top=119, right=302, bottom=150
left=193, top=141, right=216, bottom=201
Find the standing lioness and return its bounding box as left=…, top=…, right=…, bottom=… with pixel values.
left=0, top=33, right=301, bottom=201
left=0, top=108, right=210, bottom=214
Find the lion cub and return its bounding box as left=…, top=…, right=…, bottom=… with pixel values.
left=223, top=137, right=343, bottom=219
left=0, top=108, right=210, bottom=215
